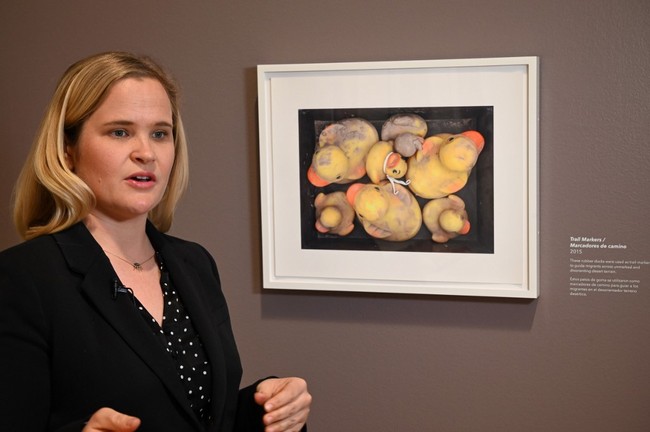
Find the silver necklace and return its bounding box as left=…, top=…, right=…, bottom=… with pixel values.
left=104, top=249, right=156, bottom=271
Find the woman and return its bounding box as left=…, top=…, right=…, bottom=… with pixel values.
left=0, top=52, right=311, bottom=432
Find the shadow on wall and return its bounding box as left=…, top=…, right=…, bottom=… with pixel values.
left=260, top=289, right=537, bottom=331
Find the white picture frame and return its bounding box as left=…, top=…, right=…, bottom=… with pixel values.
left=257, top=56, right=539, bottom=298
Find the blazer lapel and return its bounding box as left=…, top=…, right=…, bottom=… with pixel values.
left=53, top=223, right=202, bottom=429
left=147, top=224, right=231, bottom=430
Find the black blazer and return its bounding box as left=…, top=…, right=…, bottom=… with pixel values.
left=0, top=222, right=265, bottom=432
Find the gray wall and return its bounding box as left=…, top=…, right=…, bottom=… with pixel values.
left=1, top=1, right=649, bottom=430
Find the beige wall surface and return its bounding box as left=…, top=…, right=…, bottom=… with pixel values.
left=1, top=1, right=649, bottom=430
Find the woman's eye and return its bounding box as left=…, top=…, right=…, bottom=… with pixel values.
left=111, top=129, right=128, bottom=138
left=152, top=130, right=169, bottom=139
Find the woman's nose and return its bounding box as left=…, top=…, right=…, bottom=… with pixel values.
left=131, top=136, right=156, bottom=163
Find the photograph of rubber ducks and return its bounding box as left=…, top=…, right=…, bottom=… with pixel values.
left=299, top=107, right=494, bottom=254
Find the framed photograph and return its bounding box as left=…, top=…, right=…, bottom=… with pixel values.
left=257, top=57, right=539, bottom=298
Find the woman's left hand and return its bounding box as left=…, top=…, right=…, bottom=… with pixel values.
left=254, top=377, right=312, bottom=432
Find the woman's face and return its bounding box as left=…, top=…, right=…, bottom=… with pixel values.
left=67, top=77, right=175, bottom=224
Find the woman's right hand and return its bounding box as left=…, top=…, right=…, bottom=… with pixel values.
left=82, top=407, right=141, bottom=431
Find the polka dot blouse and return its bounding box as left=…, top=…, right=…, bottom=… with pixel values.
left=134, top=254, right=213, bottom=426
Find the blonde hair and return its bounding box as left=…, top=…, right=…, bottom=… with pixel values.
left=13, top=52, right=189, bottom=239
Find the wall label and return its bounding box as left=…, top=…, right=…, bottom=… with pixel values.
left=568, top=235, right=648, bottom=297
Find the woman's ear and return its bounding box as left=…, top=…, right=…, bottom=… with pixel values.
left=64, top=148, right=75, bottom=171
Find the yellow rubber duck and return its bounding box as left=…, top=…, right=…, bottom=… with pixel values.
left=365, top=140, right=408, bottom=184
left=346, top=182, right=422, bottom=241
left=381, top=113, right=428, bottom=158
left=406, top=130, right=484, bottom=199
left=381, top=113, right=427, bottom=141
left=314, top=191, right=355, bottom=236
left=307, top=117, right=378, bottom=187
left=422, top=194, right=470, bottom=243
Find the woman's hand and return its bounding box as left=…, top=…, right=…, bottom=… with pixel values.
left=254, top=377, right=311, bottom=432
left=82, top=407, right=141, bottom=432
